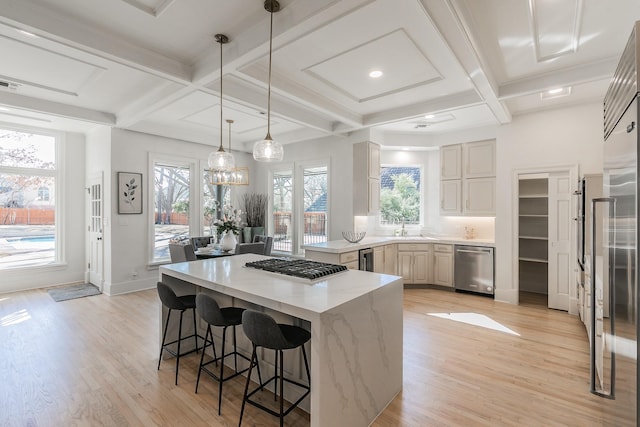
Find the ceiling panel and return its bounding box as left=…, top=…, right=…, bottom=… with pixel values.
left=305, top=29, right=441, bottom=102
left=0, top=0, right=638, bottom=147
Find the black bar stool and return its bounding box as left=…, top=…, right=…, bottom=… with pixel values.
left=156, top=281, right=200, bottom=385
left=239, top=310, right=311, bottom=427
left=195, top=293, right=260, bottom=415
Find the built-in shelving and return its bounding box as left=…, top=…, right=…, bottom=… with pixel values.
left=518, top=177, right=549, bottom=295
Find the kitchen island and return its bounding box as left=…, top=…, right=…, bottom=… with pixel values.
left=159, top=253, right=403, bottom=426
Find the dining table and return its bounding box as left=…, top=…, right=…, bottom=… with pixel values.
left=194, top=247, right=235, bottom=259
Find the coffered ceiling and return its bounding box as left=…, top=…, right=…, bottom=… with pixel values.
left=0, top=0, right=638, bottom=151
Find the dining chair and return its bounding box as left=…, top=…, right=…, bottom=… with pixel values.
left=169, top=243, right=197, bottom=262
left=252, top=235, right=273, bottom=256
left=234, top=242, right=266, bottom=255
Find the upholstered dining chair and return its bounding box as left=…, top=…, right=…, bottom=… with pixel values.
left=234, top=242, right=266, bottom=255
left=168, top=243, right=197, bottom=262
left=252, top=235, right=273, bottom=256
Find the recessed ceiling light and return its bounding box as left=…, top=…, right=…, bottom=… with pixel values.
left=540, top=86, right=572, bottom=100
left=369, top=70, right=383, bottom=78
left=424, top=114, right=435, bottom=119
left=16, top=29, right=39, bottom=38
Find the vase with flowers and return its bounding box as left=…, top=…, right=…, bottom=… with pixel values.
left=214, top=205, right=243, bottom=252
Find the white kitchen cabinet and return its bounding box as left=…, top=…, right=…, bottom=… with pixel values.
left=440, top=139, right=496, bottom=216
left=305, top=249, right=360, bottom=270
left=354, top=141, right=381, bottom=215
left=373, top=244, right=397, bottom=275
left=463, top=139, right=495, bottom=178
left=463, top=177, right=496, bottom=215
left=397, top=243, right=431, bottom=284
left=440, top=144, right=462, bottom=180
left=440, top=180, right=462, bottom=215
left=433, top=244, right=454, bottom=287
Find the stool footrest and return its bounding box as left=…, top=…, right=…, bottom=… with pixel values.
left=199, top=350, right=251, bottom=383
left=245, top=375, right=310, bottom=418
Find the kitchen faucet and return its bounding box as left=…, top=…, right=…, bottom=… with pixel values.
left=401, top=218, right=407, bottom=236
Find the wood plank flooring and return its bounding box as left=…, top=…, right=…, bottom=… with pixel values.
left=0, top=287, right=632, bottom=426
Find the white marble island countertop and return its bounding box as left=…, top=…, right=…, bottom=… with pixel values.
left=159, top=253, right=402, bottom=320
left=302, top=235, right=495, bottom=254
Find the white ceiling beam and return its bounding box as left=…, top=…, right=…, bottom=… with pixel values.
left=420, top=0, right=512, bottom=124
left=498, top=57, right=617, bottom=99
left=222, top=77, right=336, bottom=135
left=0, top=91, right=115, bottom=125
left=234, top=66, right=363, bottom=129
left=0, top=1, right=191, bottom=83
left=344, top=90, right=482, bottom=132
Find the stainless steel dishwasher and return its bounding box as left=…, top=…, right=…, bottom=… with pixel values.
left=454, top=245, right=494, bottom=296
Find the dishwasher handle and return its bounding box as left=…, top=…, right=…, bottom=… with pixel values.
left=455, top=247, right=493, bottom=254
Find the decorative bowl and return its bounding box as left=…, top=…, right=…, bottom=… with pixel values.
left=342, top=231, right=366, bottom=243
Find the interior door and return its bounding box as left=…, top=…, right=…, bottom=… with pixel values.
left=548, top=172, right=572, bottom=310
left=88, top=174, right=104, bottom=289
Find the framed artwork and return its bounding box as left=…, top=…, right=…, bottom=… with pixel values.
left=118, top=172, right=142, bottom=214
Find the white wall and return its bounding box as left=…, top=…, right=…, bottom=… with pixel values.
left=494, top=102, right=604, bottom=304
left=1, top=131, right=87, bottom=293
left=105, top=128, right=254, bottom=295
left=264, top=135, right=354, bottom=241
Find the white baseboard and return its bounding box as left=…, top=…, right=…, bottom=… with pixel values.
left=105, top=277, right=155, bottom=296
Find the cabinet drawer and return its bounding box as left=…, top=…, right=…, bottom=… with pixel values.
left=397, top=243, right=431, bottom=252
left=433, top=244, right=452, bottom=253
left=339, top=251, right=359, bottom=263
left=343, top=260, right=360, bottom=270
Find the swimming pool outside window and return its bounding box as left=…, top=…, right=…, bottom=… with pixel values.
left=0, top=127, right=58, bottom=269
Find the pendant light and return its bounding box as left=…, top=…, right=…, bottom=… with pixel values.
left=208, top=34, right=235, bottom=171
left=227, top=119, right=250, bottom=185
left=253, top=0, right=284, bottom=162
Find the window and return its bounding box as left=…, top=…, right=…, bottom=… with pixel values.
left=271, top=163, right=328, bottom=255
left=379, top=166, right=422, bottom=226
left=202, top=181, right=230, bottom=238
left=0, top=128, right=58, bottom=269
left=152, top=162, right=191, bottom=262
left=38, top=186, right=50, bottom=201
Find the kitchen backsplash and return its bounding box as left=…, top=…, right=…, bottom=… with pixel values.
left=367, top=215, right=495, bottom=240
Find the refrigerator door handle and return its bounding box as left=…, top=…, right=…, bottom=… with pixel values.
left=590, top=197, right=616, bottom=399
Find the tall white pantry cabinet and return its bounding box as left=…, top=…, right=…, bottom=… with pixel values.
left=440, top=139, right=496, bottom=215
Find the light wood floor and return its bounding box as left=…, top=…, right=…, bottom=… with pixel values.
left=0, top=287, right=633, bottom=426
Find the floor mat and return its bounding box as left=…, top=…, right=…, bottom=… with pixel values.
left=47, top=283, right=101, bottom=302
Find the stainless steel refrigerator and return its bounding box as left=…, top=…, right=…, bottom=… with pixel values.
left=592, top=21, right=639, bottom=425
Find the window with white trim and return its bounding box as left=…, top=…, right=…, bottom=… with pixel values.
left=0, top=127, right=58, bottom=269
left=379, top=165, right=422, bottom=227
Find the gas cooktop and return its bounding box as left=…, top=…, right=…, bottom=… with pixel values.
left=245, top=258, right=348, bottom=280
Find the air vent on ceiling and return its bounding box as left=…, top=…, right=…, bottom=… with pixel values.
left=0, top=81, right=20, bottom=90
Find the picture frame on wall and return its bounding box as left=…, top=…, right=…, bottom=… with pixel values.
left=118, top=172, right=142, bottom=214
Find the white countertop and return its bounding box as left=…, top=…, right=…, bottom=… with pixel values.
left=160, top=253, right=403, bottom=318
left=302, top=235, right=495, bottom=254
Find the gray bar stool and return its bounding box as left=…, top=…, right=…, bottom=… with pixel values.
left=195, top=293, right=260, bottom=415
left=239, top=310, right=311, bottom=427
left=156, top=282, right=200, bottom=385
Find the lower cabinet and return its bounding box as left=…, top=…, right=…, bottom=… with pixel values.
left=432, top=244, right=454, bottom=287
left=397, top=243, right=432, bottom=284
left=374, top=244, right=397, bottom=275
left=305, top=249, right=359, bottom=270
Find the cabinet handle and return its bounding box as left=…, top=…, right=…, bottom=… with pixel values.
left=590, top=197, right=616, bottom=399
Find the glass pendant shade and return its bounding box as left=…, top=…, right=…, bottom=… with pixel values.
left=253, top=0, right=283, bottom=162
left=253, top=135, right=283, bottom=162
left=208, top=147, right=235, bottom=171
left=207, top=33, right=235, bottom=172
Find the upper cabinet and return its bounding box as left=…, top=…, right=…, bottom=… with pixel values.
left=440, top=139, right=496, bottom=216
left=354, top=141, right=380, bottom=215
left=463, top=139, right=495, bottom=178
left=440, top=144, right=462, bottom=180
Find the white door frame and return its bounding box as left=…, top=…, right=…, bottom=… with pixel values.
left=86, top=172, right=104, bottom=290
left=511, top=164, right=578, bottom=312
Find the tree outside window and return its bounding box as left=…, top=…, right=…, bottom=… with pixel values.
left=380, top=166, right=421, bottom=225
